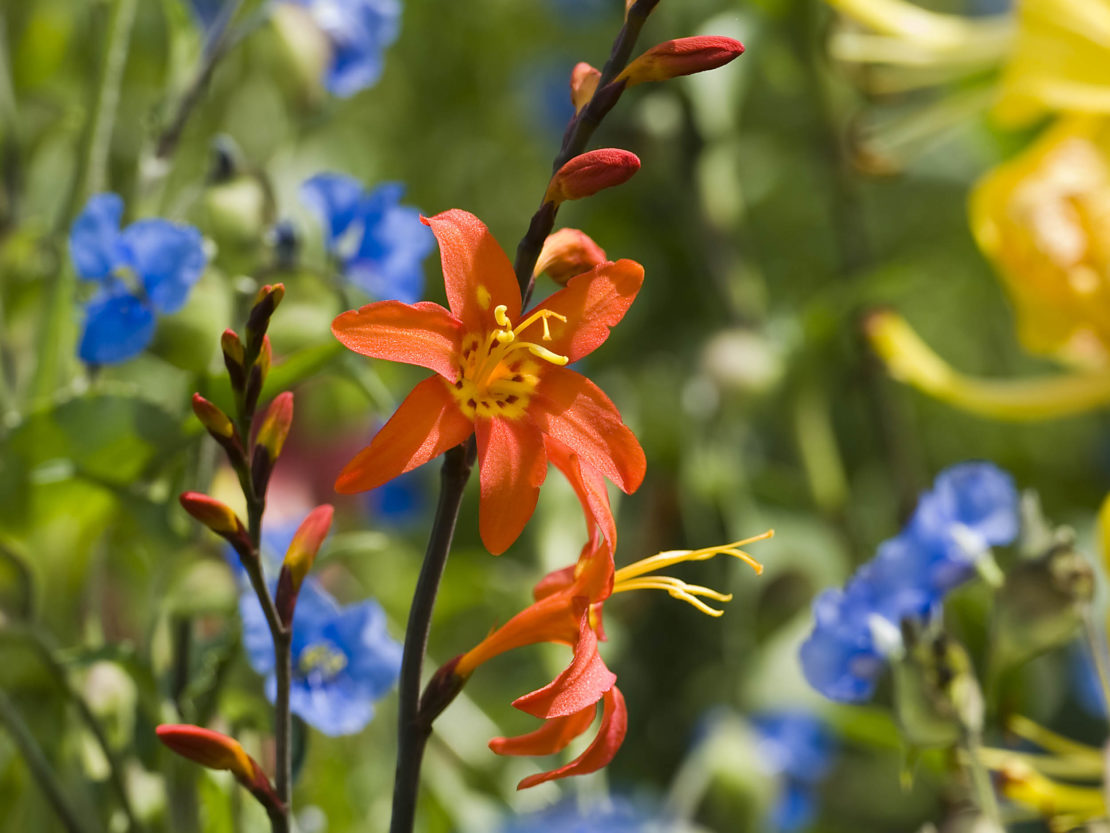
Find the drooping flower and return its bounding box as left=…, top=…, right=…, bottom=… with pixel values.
left=301, top=173, right=434, bottom=304
left=331, top=208, right=646, bottom=554
left=279, top=0, right=401, bottom=97
left=441, top=476, right=769, bottom=789
left=751, top=712, right=836, bottom=832
left=240, top=578, right=402, bottom=735
left=800, top=462, right=1018, bottom=702
left=70, top=193, right=207, bottom=364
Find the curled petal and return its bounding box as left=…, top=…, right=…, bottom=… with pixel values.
left=532, top=368, right=646, bottom=494
left=423, top=210, right=521, bottom=331
left=335, top=376, right=473, bottom=493
left=531, top=259, right=644, bottom=363
left=490, top=701, right=598, bottom=757
left=512, top=610, right=616, bottom=719
left=516, top=687, right=628, bottom=789
left=332, top=300, right=464, bottom=380
left=475, top=415, right=548, bottom=555
left=545, top=436, right=617, bottom=552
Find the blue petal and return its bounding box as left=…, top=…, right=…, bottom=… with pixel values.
left=289, top=674, right=377, bottom=736
left=345, top=184, right=434, bottom=303
left=770, top=781, right=818, bottom=833
left=239, top=590, right=277, bottom=675
left=70, top=193, right=124, bottom=280
left=325, top=599, right=402, bottom=697
left=78, top=284, right=156, bottom=364
left=799, top=602, right=884, bottom=704
left=311, top=0, right=401, bottom=97
left=751, top=712, right=835, bottom=783
left=289, top=580, right=343, bottom=655
left=188, top=0, right=227, bottom=29
left=300, top=172, right=366, bottom=246
left=118, top=220, right=207, bottom=314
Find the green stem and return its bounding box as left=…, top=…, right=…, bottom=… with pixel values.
left=389, top=440, right=476, bottom=833
left=0, top=686, right=97, bottom=833
left=964, top=733, right=1002, bottom=825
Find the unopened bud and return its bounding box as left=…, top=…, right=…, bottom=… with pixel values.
left=221, top=329, right=246, bottom=390
left=419, top=655, right=469, bottom=726
left=156, top=725, right=281, bottom=812
left=570, top=63, right=601, bottom=113
left=258, top=336, right=272, bottom=381
left=255, top=392, right=293, bottom=463
left=192, top=394, right=235, bottom=440
left=544, top=149, right=640, bottom=205
left=616, top=37, right=745, bottom=87
left=179, top=492, right=244, bottom=538
left=245, top=284, right=285, bottom=360
left=275, top=504, right=334, bottom=625
left=534, top=228, right=608, bottom=285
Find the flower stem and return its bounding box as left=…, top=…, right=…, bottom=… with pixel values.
left=513, top=0, right=660, bottom=302
left=389, top=439, right=476, bottom=833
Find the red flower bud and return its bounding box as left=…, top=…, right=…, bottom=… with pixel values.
left=255, top=391, right=294, bottom=463
left=616, top=36, right=745, bottom=87
left=156, top=725, right=281, bottom=812
left=544, top=149, right=640, bottom=205
left=534, top=229, right=608, bottom=285
left=276, top=504, right=334, bottom=625
left=179, top=492, right=245, bottom=538
left=246, top=284, right=284, bottom=362
left=192, top=393, right=235, bottom=440
left=220, top=329, right=244, bottom=366
left=570, top=63, right=601, bottom=113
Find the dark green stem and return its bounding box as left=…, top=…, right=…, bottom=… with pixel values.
left=389, top=440, right=476, bottom=833
left=0, top=686, right=96, bottom=833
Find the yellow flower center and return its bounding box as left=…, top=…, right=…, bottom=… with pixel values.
left=610, top=530, right=772, bottom=617
left=449, top=304, right=569, bottom=420
left=298, top=641, right=348, bottom=682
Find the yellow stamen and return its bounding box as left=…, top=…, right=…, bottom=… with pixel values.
left=612, top=576, right=735, bottom=616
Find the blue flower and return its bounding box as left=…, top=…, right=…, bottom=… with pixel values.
left=365, top=468, right=428, bottom=528
left=752, top=711, right=835, bottom=832
left=499, top=798, right=674, bottom=833
left=799, top=462, right=1019, bottom=702
left=70, top=194, right=207, bottom=364
left=301, top=173, right=434, bottom=303
left=188, top=0, right=229, bottom=31
left=241, top=579, right=402, bottom=735
left=287, top=0, right=401, bottom=97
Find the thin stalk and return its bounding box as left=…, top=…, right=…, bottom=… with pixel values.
left=389, top=440, right=476, bottom=833
left=0, top=686, right=97, bottom=833
left=512, top=0, right=660, bottom=301
left=964, top=733, right=1002, bottom=825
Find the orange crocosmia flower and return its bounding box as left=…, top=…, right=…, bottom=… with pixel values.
left=449, top=510, right=770, bottom=789
left=331, top=209, right=645, bottom=554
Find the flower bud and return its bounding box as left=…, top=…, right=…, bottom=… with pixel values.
left=156, top=724, right=281, bottom=812
left=245, top=283, right=285, bottom=361
left=255, top=392, right=294, bottom=463
left=275, top=504, right=334, bottom=625
left=221, top=329, right=246, bottom=390
left=616, top=37, right=745, bottom=87
left=179, top=492, right=245, bottom=538
left=534, top=229, right=608, bottom=285
left=192, top=393, right=235, bottom=440
left=544, top=149, right=640, bottom=205
left=570, top=63, right=601, bottom=112
left=419, top=655, right=469, bottom=726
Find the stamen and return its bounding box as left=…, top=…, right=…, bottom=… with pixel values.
left=513, top=307, right=568, bottom=342
left=612, top=530, right=772, bottom=584
left=525, top=344, right=569, bottom=366
left=611, top=576, right=734, bottom=617
left=493, top=305, right=512, bottom=328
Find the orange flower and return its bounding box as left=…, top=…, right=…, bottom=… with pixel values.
left=332, top=209, right=646, bottom=554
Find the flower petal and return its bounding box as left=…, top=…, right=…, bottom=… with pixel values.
left=332, top=300, right=463, bottom=380
left=475, top=414, right=547, bottom=555
left=545, top=436, right=617, bottom=552
left=335, top=376, right=473, bottom=493
left=70, top=193, right=124, bottom=280
left=530, top=259, right=643, bottom=363
left=512, top=609, right=616, bottom=719
left=78, top=284, right=156, bottom=365
left=424, top=209, right=521, bottom=331
left=489, top=701, right=598, bottom=757
left=119, top=219, right=207, bottom=313
left=532, top=367, right=645, bottom=494
left=301, top=173, right=365, bottom=245
left=346, top=183, right=435, bottom=304
left=516, top=686, right=628, bottom=790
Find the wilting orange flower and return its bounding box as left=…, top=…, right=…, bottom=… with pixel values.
left=332, top=209, right=645, bottom=554
left=442, top=456, right=770, bottom=788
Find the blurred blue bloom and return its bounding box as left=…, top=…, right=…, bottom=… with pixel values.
left=301, top=173, right=434, bottom=303
left=753, top=712, right=835, bottom=833
left=70, top=193, right=206, bottom=364
left=241, top=579, right=402, bottom=735
left=187, top=0, right=228, bottom=30
left=366, top=468, right=428, bottom=528
left=286, top=0, right=401, bottom=97
left=1071, top=642, right=1108, bottom=719
left=799, top=462, right=1019, bottom=702
left=500, top=798, right=674, bottom=832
